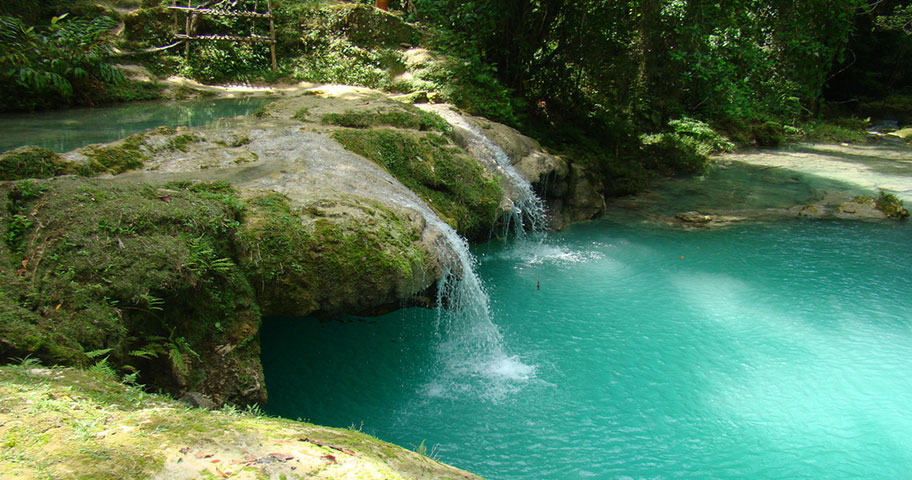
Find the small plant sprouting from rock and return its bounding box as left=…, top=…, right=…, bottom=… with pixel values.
left=186, top=235, right=235, bottom=276
left=412, top=439, right=440, bottom=460
left=875, top=191, right=910, bottom=219
left=5, top=214, right=33, bottom=252
left=85, top=348, right=117, bottom=379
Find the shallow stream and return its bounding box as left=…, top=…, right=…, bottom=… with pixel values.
left=263, top=217, right=912, bottom=479
left=0, top=96, right=274, bottom=153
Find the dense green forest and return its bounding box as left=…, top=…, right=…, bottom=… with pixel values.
left=1, top=0, right=910, bottom=190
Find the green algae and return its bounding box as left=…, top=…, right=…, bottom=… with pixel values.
left=331, top=128, right=502, bottom=239
left=0, top=146, right=71, bottom=181
left=321, top=106, right=450, bottom=133
left=239, top=193, right=428, bottom=317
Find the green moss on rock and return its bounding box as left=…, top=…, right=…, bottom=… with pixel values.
left=0, top=364, right=484, bottom=480
left=321, top=106, right=451, bottom=133
left=239, top=193, right=428, bottom=317
left=0, top=178, right=262, bottom=405
left=80, top=140, right=147, bottom=175
left=163, top=133, right=203, bottom=152
left=875, top=191, right=910, bottom=219
left=332, top=128, right=502, bottom=239
left=0, top=146, right=71, bottom=181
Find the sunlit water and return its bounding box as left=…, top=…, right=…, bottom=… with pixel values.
left=262, top=217, right=912, bottom=479
left=0, top=96, right=275, bottom=153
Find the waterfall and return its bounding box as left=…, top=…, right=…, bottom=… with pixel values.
left=420, top=105, right=548, bottom=236
left=384, top=187, right=535, bottom=400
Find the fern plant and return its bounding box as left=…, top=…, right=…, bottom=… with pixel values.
left=0, top=14, right=124, bottom=110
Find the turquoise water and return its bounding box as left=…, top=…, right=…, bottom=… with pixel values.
left=261, top=219, right=912, bottom=479
left=0, top=96, right=274, bottom=154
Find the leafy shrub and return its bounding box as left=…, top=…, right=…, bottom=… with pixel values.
left=801, top=119, right=869, bottom=144
left=0, top=14, right=124, bottom=111
left=636, top=118, right=732, bottom=176
left=668, top=117, right=735, bottom=153
left=403, top=51, right=518, bottom=126
left=639, top=133, right=711, bottom=175
left=290, top=39, right=396, bottom=89
left=749, top=120, right=786, bottom=147
left=180, top=43, right=271, bottom=85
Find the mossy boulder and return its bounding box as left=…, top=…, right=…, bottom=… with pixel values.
left=0, top=178, right=264, bottom=406
left=1, top=137, right=151, bottom=181
left=239, top=193, right=431, bottom=317
left=332, top=128, right=503, bottom=240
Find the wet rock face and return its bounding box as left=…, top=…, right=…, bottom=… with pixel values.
left=437, top=107, right=607, bottom=230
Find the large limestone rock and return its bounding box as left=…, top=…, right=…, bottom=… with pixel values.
left=0, top=86, right=522, bottom=407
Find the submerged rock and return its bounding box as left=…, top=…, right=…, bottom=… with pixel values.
left=675, top=211, right=713, bottom=224
left=836, top=196, right=887, bottom=219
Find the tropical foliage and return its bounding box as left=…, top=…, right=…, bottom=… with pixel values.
left=0, top=14, right=123, bottom=110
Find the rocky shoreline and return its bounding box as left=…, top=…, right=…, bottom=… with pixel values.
left=605, top=138, right=912, bottom=229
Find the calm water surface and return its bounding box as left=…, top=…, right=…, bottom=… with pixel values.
left=262, top=219, right=912, bottom=479
left=0, top=96, right=274, bottom=153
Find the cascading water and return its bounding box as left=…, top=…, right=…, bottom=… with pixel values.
left=420, top=105, right=548, bottom=236
left=382, top=187, right=536, bottom=400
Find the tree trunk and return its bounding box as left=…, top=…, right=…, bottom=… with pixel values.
left=632, top=0, right=661, bottom=123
